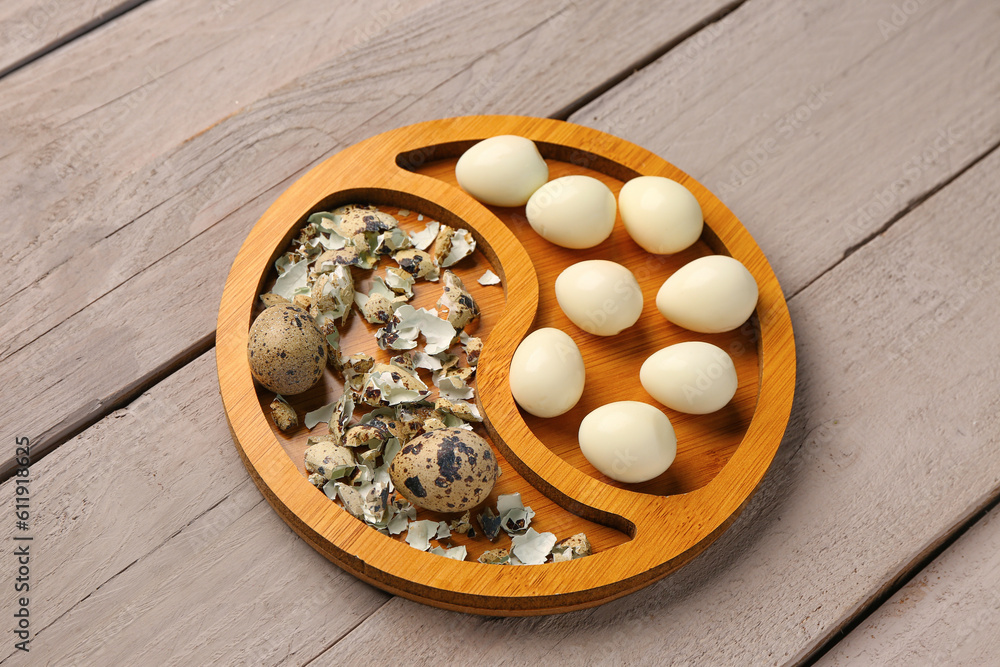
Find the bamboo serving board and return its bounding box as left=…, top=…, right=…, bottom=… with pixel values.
left=216, top=115, right=795, bottom=616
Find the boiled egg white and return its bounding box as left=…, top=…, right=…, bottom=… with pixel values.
left=578, top=401, right=676, bottom=483
left=455, top=135, right=549, bottom=207
left=618, top=176, right=703, bottom=254
left=656, top=255, right=758, bottom=333
left=640, top=342, right=738, bottom=414
left=526, top=175, right=616, bottom=249
left=509, top=328, right=586, bottom=418
left=555, top=260, right=643, bottom=336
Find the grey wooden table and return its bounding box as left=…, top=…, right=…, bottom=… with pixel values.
left=2, top=0, right=998, bottom=664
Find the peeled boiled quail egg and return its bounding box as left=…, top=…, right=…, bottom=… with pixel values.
left=618, top=176, right=703, bottom=254
left=525, top=175, right=616, bottom=249
left=640, top=342, right=738, bottom=414
left=509, top=328, right=585, bottom=418
left=555, top=260, right=643, bottom=336
left=455, top=135, right=549, bottom=207
left=656, top=255, right=758, bottom=333
left=578, top=401, right=676, bottom=483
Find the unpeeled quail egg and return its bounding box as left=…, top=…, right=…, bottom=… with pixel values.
left=578, top=401, right=676, bottom=483
left=455, top=135, right=549, bottom=207
left=555, top=260, right=643, bottom=336
left=656, top=255, right=758, bottom=333
left=640, top=342, right=738, bottom=414
left=526, top=175, right=616, bottom=249
left=389, top=427, right=498, bottom=512
left=509, top=328, right=585, bottom=418
left=618, top=176, right=703, bottom=254
left=247, top=304, right=327, bottom=395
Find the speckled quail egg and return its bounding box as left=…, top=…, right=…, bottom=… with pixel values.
left=247, top=304, right=327, bottom=395
left=555, top=260, right=644, bottom=336
left=526, top=175, right=617, bottom=249
left=618, top=176, right=704, bottom=254
left=455, top=135, right=549, bottom=207
left=389, top=427, right=498, bottom=513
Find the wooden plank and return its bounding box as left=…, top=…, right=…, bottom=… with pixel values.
left=816, top=508, right=1000, bottom=666
left=0, top=0, right=139, bottom=75
left=0, top=351, right=390, bottom=665
left=0, top=0, right=437, bottom=297
left=311, top=136, right=1000, bottom=662
left=6, top=135, right=998, bottom=665
left=0, top=0, right=738, bottom=475
left=572, top=0, right=1000, bottom=296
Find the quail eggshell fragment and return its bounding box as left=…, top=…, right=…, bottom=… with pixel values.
left=509, top=328, right=585, bottom=418
left=247, top=304, right=327, bottom=395
left=656, top=255, right=759, bottom=333
left=389, top=427, right=498, bottom=513
left=525, top=175, right=616, bottom=249
left=618, top=176, right=704, bottom=254
left=555, top=260, right=643, bottom=336
left=578, top=401, right=676, bottom=484
left=455, top=135, right=549, bottom=207
left=640, top=342, right=738, bottom=414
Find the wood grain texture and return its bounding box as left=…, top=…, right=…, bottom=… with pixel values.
left=312, top=128, right=1000, bottom=662
left=0, top=0, right=736, bottom=474
left=572, top=0, right=1000, bottom=297
left=816, top=508, right=1000, bottom=666
left=0, top=351, right=390, bottom=666
left=0, top=0, right=135, bottom=73
left=0, top=0, right=435, bottom=306
left=1, top=0, right=996, bottom=655
left=5, top=146, right=997, bottom=661
left=217, top=115, right=794, bottom=614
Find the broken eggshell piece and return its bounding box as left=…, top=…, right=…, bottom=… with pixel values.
left=509, top=328, right=585, bottom=418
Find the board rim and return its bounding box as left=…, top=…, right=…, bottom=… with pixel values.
left=216, top=115, right=796, bottom=615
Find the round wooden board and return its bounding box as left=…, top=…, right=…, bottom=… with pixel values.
left=216, top=115, right=796, bottom=616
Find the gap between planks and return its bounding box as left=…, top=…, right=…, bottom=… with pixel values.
left=548, top=0, right=746, bottom=121
left=800, top=478, right=1000, bottom=666
left=0, top=0, right=153, bottom=80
